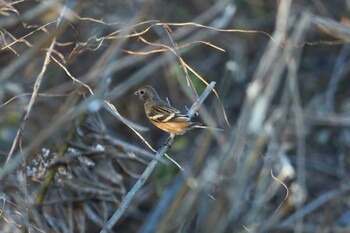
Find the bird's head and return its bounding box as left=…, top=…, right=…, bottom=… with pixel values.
left=134, top=85, right=160, bottom=102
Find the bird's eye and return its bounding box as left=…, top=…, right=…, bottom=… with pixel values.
left=140, top=90, right=145, bottom=95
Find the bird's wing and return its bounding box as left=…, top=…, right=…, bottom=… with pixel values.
left=149, top=101, right=191, bottom=123
left=156, top=101, right=181, bottom=114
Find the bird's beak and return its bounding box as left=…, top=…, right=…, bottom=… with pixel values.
left=134, top=91, right=139, bottom=97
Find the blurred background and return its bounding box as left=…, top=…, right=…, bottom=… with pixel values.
left=1, top=0, right=350, bottom=232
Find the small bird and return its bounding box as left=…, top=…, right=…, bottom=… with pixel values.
left=135, top=85, right=218, bottom=141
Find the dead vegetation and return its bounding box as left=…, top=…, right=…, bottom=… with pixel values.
left=1, top=0, right=350, bottom=232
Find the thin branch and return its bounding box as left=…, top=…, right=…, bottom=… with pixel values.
left=163, top=25, right=197, bottom=96
left=51, top=55, right=94, bottom=95
left=325, top=45, right=350, bottom=112
left=271, top=169, right=289, bottom=216
left=103, top=100, right=183, bottom=170
left=0, top=93, right=68, bottom=108
left=79, top=21, right=282, bottom=48
left=279, top=184, right=350, bottom=227
left=5, top=37, right=57, bottom=164
left=0, top=20, right=56, bottom=51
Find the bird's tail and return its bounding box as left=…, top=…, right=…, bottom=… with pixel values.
left=192, top=122, right=224, bottom=131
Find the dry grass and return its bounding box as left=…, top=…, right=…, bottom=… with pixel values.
left=1, top=0, right=350, bottom=232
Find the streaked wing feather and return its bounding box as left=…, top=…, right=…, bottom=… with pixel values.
left=150, top=102, right=191, bottom=123
left=154, top=101, right=180, bottom=114
left=172, top=113, right=191, bottom=122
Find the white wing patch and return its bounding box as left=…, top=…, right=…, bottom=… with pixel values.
left=162, top=113, right=175, bottom=122
left=149, top=114, right=166, bottom=120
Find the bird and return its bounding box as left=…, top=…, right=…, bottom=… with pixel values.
left=135, top=85, right=220, bottom=143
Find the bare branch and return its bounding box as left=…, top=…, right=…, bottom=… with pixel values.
left=5, top=37, right=57, bottom=164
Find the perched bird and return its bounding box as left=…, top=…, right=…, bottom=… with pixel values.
left=135, top=85, right=218, bottom=140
